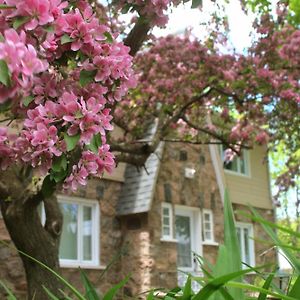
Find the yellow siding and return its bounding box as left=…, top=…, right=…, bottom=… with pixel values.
left=224, top=146, right=273, bottom=209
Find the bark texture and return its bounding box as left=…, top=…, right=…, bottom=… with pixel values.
left=0, top=168, right=63, bottom=299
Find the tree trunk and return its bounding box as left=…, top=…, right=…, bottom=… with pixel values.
left=0, top=169, right=63, bottom=299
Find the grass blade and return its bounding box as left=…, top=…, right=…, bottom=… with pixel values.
left=250, top=208, right=300, bottom=273
left=0, top=280, right=17, bottom=300
left=257, top=272, right=275, bottom=300
left=80, top=269, right=99, bottom=300
left=102, top=275, right=130, bottom=300
left=193, top=267, right=257, bottom=299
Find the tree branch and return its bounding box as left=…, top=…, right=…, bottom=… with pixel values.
left=124, top=17, right=152, bottom=56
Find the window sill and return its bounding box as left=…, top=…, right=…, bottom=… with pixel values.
left=224, top=170, right=250, bottom=178
left=202, top=241, right=219, bottom=246
left=160, top=238, right=178, bottom=243
left=60, top=263, right=106, bottom=270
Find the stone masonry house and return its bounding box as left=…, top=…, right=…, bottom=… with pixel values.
left=0, top=142, right=276, bottom=298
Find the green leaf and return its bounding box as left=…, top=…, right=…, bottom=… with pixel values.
left=41, top=175, right=56, bottom=198
left=182, top=275, right=193, bottom=299
left=0, top=280, right=17, bottom=300
left=102, top=275, right=130, bottom=300
left=42, top=286, right=61, bottom=300
left=61, top=34, right=75, bottom=45
left=0, top=100, right=12, bottom=112
left=218, top=190, right=244, bottom=299
left=104, top=32, right=114, bottom=43
left=52, top=154, right=67, bottom=172
left=288, top=276, right=300, bottom=298
left=50, top=168, right=68, bottom=183
left=80, top=269, right=99, bottom=300
left=23, top=95, right=34, bottom=107
left=193, top=267, right=261, bottom=300
left=87, top=133, right=102, bottom=153
left=0, top=4, right=15, bottom=9
left=146, top=290, right=155, bottom=300
left=226, top=281, right=296, bottom=300
left=0, top=59, right=11, bottom=86
left=13, top=16, right=30, bottom=30
left=191, top=0, right=203, bottom=9
left=257, top=272, right=275, bottom=300
left=79, top=69, right=97, bottom=87
left=64, top=133, right=80, bottom=152
left=44, top=25, right=54, bottom=33
left=250, top=207, right=300, bottom=273
left=0, top=33, right=4, bottom=42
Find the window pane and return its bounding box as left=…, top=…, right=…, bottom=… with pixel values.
left=163, top=226, right=170, bottom=236
left=175, top=215, right=192, bottom=268
left=225, top=157, right=238, bottom=172
left=204, top=222, right=211, bottom=230
left=240, top=156, right=246, bottom=174
left=83, top=206, right=92, bottom=261
left=205, top=231, right=211, bottom=241
left=163, top=216, right=170, bottom=226
left=163, top=207, right=170, bottom=216
left=204, top=214, right=210, bottom=221
left=244, top=228, right=250, bottom=265
left=60, top=203, right=78, bottom=260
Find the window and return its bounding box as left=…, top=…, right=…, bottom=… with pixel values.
left=161, top=203, right=173, bottom=240
left=236, top=222, right=255, bottom=267
left=58, top=196, right=100, bottom=267
left=219, top=145, right=249, bottom=176
left=174, top=206, right=202, bottom=272
left=202, top=209, right=215, bottom=243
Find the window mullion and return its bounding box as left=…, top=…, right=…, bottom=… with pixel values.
left=78, top=204, right=83, bottom=263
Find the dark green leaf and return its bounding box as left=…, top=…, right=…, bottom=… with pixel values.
left=87, top=133, right=102, bottom=153
left=121, top=3, right=131, bottom=13
left=61, top=34, right=75, bottom=45
left=0, top=100, right=12, bottom=112
left=191, top=0, right=203, bottom=9
left=50, top=168, right=68, bottom=183
left=23, top=95, right=34, bottom=107
left=64, top=133, right=80, bottom=152
left=13, top=16, right=30, bottom=29
left=102, top=275, right=130, bottom=300
left=0, top=33, right=4, bottom=42
left=79, top=69, right=97, bottom=87
left=0, top=59, right=11, bottom=86
left=80, top=269, right=99, bottom=300
left=288, top=276, right=300, bottom=297
left=52, top=154, right=67, bottom=172
left=104, top=32, right=114, bottom=44
left=41, top=175, right=56, bottom=198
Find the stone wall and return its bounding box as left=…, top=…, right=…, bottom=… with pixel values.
left=0, top=178, right=125, bottom=299
left=0, top=142, right=277, bottom=299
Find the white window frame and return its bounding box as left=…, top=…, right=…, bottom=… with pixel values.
left=161, top=202, right=175, bottom=241
left=219, top=145, right=250, bottom=177
left=174, top=205, right=202, bottom=272
left=236, top=222, right=255, bottom=268
left=202, top=209, right=217, bottom=245
left=41, top=195, right=100, bottom=268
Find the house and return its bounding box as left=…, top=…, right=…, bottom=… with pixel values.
left=0, top=141, right=276, bottom=298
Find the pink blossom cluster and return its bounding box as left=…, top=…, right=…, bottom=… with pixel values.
left=0, top=0, right=135, bottom=190
left=64, top=146, right=114, bottom=191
